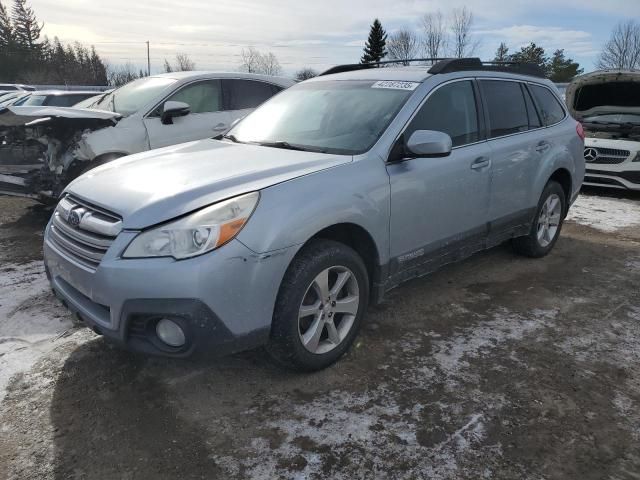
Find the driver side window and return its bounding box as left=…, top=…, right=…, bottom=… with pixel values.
left=405, top=80, right=480, bottom=148
left=163, top=80, right=222, bottom=114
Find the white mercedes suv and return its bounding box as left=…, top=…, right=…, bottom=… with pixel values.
left=566, top=70, right=640, bottom=191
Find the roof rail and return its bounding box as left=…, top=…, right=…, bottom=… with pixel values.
left=319, top=58, right=449, bottom=76
left=320, top=57, right=547, bottom=79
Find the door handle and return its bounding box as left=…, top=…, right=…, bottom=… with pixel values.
left=212, top=123, right=228, bottom=131
left=536, top=141, right=551, bottom=153
left=470, top=156, right=490, bottom=170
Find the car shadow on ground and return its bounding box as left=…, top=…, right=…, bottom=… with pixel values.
left=48, top=339, right=300, bottom=480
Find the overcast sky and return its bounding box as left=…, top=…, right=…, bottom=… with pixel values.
left=30, top=0, right=640, bottom=76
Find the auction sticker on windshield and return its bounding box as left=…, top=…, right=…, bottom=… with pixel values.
left=372, top=81, right=420, bottom=90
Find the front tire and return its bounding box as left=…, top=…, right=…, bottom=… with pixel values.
left=266, top=239, right=369, bottom=371
left=512, top=181, right=566, bottom=258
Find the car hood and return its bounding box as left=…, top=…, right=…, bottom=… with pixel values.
left=0, top=105, right=120, bottom=127
left=66, top=139, right=351, bottom=229
left=566, top=70, right=640, bottom=121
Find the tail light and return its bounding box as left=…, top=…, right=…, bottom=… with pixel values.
left=576, top=123, right=585, bottom=140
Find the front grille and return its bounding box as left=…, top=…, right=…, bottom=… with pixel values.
left=48, top=195, right=122, bottom=270
left=585, top=147, right=630, bottom=164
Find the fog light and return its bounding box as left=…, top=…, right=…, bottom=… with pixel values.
left=155, top=318, right=186, bottom=347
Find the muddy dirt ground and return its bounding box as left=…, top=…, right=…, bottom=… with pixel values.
left=0, top=189, right=639, bottom=480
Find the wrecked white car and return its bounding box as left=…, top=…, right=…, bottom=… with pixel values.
left=566, top=70, right=640, bottom=191
left=0, top=72, right=294, bottom=200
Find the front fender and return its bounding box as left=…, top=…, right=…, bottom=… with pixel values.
left=75, top=116, right=148, bottom=161
left=237, top=157, right=391, bottom=265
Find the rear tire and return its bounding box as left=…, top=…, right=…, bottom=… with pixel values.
left=512, top=181, right=566, bottom=258
left=266, top=239, right=369, bottom=371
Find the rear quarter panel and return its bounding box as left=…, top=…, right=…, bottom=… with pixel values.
left=532, top=117, right=584, bottom=205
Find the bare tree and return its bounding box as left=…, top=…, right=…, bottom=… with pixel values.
left=258, top=52, right=282, bottom=75
left=175, top=52, right=195, bottom=71
left=239, top=47, right=282, bottom=75
left=240, top=47, right=261, bottom=73
left=163, top=53, right=195, bottom=72
left=597, top=20, right=640, bottom=70
left=295, top=67, right=318, bottom=81
left=387, top=28, right=419, bottom=65
left=422, top=10, right=447, bottom=60
left=450, top=6, right=479, bottom=58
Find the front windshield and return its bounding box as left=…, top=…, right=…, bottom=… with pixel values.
left=583, top=113, right=640, bottom=125
left=228, top=80, right=416, bottom=155
left=91, top=77, right=177, bottom=116
left=19, top=94, right=47, bottom=106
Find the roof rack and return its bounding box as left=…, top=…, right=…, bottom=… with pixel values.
left=319, top=58, right=449, bottom=76
left=319, top=57, right=547, bottom=79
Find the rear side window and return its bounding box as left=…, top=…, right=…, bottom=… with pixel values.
left=405, top=80, right=479, bottom=148
left=480, top=80, right=529, bottom=138
left=529, top=84, right=565, bottom=126
left=223, top=80, right=280, bottom=111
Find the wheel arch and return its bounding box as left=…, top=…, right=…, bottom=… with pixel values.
left=301, top=222, right=384, bottom=304
left=548, top=167, right=573, bottom=212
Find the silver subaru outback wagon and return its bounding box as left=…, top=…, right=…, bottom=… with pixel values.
left=44, top=58, right=585, bottom=371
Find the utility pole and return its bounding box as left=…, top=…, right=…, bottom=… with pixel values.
left=146, top=41, right=150, bottom=76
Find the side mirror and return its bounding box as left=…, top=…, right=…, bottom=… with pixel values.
left=161, top=101, right=190, bottom=125
left=406, top=130, right=452, bottom=158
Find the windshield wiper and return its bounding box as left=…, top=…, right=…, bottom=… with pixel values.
left=215, top=133, right=242, bottom=142
left=255, top=141, right=326, bottom=152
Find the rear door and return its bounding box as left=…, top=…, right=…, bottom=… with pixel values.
left=479, top=79, right=544, bottom=242
left=386, top=79, right=492, bottom=278
left=144, top=80, right=231, bottom=148
left=222, top=79, right=283, bottom=124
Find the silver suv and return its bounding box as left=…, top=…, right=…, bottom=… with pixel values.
left=44, top=58, right=585, bottom=371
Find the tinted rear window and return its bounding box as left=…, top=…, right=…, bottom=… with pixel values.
left=529, top=85, right=565, bottom=126
left=46, top=95, right=91, bottom=107
left=224, top=79, right=280, bottom=110
left=480, top=80, right=529, bottom=138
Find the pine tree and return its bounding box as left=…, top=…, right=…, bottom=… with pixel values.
left=361, top=18, right=387, bottom=63
left=11, top=0, right=41, bottom=52
left=548, top=49, right=583, bottom=82
left=0, top=0, right=13, bottom=50
left=493, top=42, right=509, bottom=62
left=510, top=42, right=549, bottom=75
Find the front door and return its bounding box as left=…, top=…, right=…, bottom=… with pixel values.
left=386, top=79, right=492, bottom=279
left=144, top=80, right=231, bottom=149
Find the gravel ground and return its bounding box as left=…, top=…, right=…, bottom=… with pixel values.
left=0, top=188, right=639, bottom=480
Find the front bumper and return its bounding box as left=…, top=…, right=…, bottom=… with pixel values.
left=584, top=166, right=640, bottom=190
left=44, top=224, right=298, bottom=357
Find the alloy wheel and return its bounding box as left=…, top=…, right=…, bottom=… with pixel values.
left=537, top=193, right=562, bottom=248
left=298, top=266, right=360, bottom=354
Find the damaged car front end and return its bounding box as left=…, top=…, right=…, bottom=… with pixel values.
left=566, top=70, right=640, bottom=190
left=0, top=106, right=122, bottom=201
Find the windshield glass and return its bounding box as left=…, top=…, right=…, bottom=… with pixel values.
left=19, top=94, right=47, bottom=106
left=91, top=77, right=177, bottom=116
left=582, top=113, right=640, bottom=125
left=228, top=80, right=415, bottom=155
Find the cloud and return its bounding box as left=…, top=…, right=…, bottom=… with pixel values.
left=34, top=0, right=627, bottom=74
left=477, top=25, right=599, bottom=56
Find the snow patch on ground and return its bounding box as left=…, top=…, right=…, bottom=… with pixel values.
left=0, top=261, right=76, bottom=400
left=211, top=306, right=555, bottom=479
left=566, top=195, right=640, bottom=232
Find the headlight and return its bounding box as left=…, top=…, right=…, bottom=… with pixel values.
left=122, top=192, right=259, bottom=259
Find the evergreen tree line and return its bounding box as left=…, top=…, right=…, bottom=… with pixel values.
left=0, top=0, right=108, bottom=85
